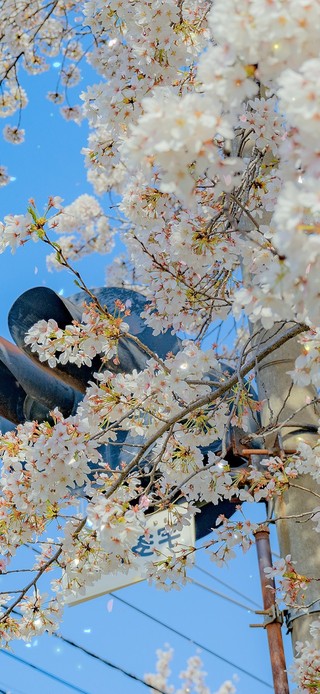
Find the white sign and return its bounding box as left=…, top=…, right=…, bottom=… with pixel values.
left=66, top=505, right=195, bottom=606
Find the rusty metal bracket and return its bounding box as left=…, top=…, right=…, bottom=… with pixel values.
left=229, top=416, right=316, bottom=459
left=250, top=604, right=284, bottom=629
left=230, top=427, right=299, bottom=458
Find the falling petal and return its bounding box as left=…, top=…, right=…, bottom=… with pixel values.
left=107, top=598, right=113, bottom=613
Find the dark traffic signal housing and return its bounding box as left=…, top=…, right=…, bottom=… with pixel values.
left=1, top=286, right=259, bottom=539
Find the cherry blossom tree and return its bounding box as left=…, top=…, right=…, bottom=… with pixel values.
left=145, top=647, right=236, bottom=694
left=0, top=1, right=320, bottom=691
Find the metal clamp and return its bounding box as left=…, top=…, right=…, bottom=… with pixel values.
left=250, top=604, right=284, bottom=628
left=283, top=602, right=320, bottom=633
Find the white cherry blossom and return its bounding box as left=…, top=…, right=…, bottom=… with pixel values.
left=0, top=5, right=320, bottom=687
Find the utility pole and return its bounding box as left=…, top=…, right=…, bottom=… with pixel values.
left=253, top=324, right=320, bottom=650
left=236, top=129, right=320, bottom=656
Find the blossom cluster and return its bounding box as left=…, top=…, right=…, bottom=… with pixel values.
left=0, top=195, right=115, bottom=268
left=290, top=619, right=320, bottom=694
left=289, top=330, right=320, bottom=389
left=264, top=555, right=313, bottom=609
left=0, top=0, right=88, bottom=178
left=25, top=301, right=129, bottom=367
left=0, top=409, right=102, bottom=524
left=145, top=647, right=236, bottom=694
left=47, top=194, right=115, bottom=270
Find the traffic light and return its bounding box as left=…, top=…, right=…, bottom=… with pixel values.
left=0, top=335, right=81, bottom=425
left=1, top=285, right=259, bottom=539
left=8, top=286, right=181, bottom=390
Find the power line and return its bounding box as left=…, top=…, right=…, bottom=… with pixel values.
left=0, top=650, right=92, bottom=694
left=194, top=565, right=261, bottom=608
left=6, top=597, right=272, bottom=692
left=0, top=679, right=27, bottom=694
left=4, top=596, right=272, bottom=692
left=5, top=607, right=167, bottom=694
left=56, top=635, right=169, bottom=694
left=20, top=547, right=271, bottom=690
left=109, top=593, right=272, bottom=689
left=190, top=578, right=257, bottom=613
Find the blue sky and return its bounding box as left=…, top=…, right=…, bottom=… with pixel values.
left=0, top=59, right=294, bottom=694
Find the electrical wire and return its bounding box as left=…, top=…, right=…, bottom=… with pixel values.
left=20, top=547, right=272, bottom=690
left=10, top=551, right=272, bottom=690
left=189, top=578, right=257, bottom=613
left=4, top=608, right=165, bottom=694
left=57, top=630, right=273, bottom=692
left=27, top=541, right=260, bottom=612
left=7, top=598, right=272, bottom=692
left=55, top=635, right=169, bottom=694
left=0, top=623, right=167, bottom=694
left=0, top=679, right=27, bottom=694
left=0, top=650, right=92, bottom=694
left=194, top=565, right=261, bottom=608
left=108, top=593, right=272, bottom=689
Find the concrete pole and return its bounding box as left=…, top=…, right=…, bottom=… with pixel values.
left=233, top=130, right=320, bottom=653
left=253, top=323, right=320, bottom=649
